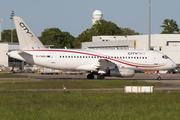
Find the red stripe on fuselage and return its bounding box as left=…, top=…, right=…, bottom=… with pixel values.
left=25, top=49, right=165, bottom=68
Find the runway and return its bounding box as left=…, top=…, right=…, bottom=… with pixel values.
left=0, top=73, right=180, bottom=91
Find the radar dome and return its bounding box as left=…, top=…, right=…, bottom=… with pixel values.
left=93, top=10, right=103, bottom=19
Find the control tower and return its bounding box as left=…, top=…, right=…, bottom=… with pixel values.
left=92, top=10, right=103, bottom=25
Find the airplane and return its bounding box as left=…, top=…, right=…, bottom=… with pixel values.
left=7, top=16, right=177, bottom=80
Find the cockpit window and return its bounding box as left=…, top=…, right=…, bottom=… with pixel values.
left=162, top=55, right=169, bottom=59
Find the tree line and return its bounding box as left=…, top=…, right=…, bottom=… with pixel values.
left=1, top=19, right=180, bottom=48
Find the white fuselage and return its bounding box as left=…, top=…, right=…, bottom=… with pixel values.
left=8, top=49, right=177, bottom=71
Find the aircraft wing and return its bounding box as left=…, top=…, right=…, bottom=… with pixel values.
left=95, top=58, right=117, bottom=74
left=98, top=58, right=116, bottom=68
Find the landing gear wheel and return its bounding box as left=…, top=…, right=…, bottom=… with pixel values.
left=97, top=75, right=105, bottom=80
left=157, top=77, right=161, bottom=80
left=87, top=74, right=94, bottom=79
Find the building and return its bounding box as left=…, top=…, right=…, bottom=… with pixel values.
left=82, top=34, right=180, bottom=65
left=0, top=42, right=21, bottom=68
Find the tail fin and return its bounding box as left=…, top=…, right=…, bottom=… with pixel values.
left=13, top=16, right=46, bottom=50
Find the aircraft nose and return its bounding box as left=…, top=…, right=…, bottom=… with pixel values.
left=172, top=62, right=177, bottom=69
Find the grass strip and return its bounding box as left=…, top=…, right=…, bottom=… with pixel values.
left=0, top=79, right=163, bottom=89
left=0, top=73, right=34, bottom=78
left=0, top=90, right=179, bottom=120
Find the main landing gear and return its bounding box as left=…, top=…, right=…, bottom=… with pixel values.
left=87, top=73, right=94, bottom=79
left=87, top=73, right=105, bottom=80
left=97, top=74, right=105, bottom=79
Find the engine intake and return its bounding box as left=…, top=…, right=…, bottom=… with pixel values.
left=110, top=67, right=135, bottom=77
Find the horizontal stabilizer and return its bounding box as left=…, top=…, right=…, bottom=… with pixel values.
left=18, top=50, right=33, bottom=56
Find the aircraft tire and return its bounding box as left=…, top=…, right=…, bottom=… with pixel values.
left=87, top=74, right=94, bottom=79
left=157, top=77, right=161, bottom=80
left=97, top=75, right=105, bottom=80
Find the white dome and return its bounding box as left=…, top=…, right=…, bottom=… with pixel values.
left=93, top=10, right=103, bottom=19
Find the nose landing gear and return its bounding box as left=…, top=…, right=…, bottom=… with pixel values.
left=157, top=71, right=161, bottom=80
left=157, top=76, right=161, bottom=80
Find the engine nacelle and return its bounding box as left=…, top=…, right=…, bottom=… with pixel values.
left=110, top=68, right=135, bottom=77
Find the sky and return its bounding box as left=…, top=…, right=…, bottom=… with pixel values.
left=1, top=0, right=180, bottom=37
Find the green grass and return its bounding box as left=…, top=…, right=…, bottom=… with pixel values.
left=0, top=73, right=33, bottom=78
left=0, top=91, right=179, bottom=120
left=0, top=79, right=171, bottom=119
left=0, top=80, right=163, bottom=89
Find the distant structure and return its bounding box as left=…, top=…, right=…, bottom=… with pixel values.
left=92, top=10, right=103, bottom=25
left=0, top=19, right=3, bottom=41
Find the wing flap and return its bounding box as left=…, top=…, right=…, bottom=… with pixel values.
left=98, top=58, right=116, bottom=68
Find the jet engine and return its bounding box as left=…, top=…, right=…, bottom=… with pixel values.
left=109, top=67, right=135, bottom=77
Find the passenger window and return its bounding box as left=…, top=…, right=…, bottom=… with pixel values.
left=60, top=56, right=61, bottom=58
left=145, top=57, right=147, bottom=59
left=68, top=56, right=70, bottom=58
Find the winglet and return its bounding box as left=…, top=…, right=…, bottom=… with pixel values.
left=13, top=16, right=46, bottom=50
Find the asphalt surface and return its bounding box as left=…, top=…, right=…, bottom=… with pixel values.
left=0, top=73, right=180, bottom=91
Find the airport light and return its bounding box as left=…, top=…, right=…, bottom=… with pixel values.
left=10, top=11, right=14, bottom=43
left=148, top=0, right=151, bottom=50
left=0, top=19, right=3, bottom=41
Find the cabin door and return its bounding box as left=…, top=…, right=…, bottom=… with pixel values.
left=50, top=52, right=56, bottom=63
left=153, top=54, right=158, bottom=64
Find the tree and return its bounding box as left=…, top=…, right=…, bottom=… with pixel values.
left=39, top=28, right=75, bottom=48
left=73, top=19, right=140, bottom=48
left=122, top=28, right=140, bottom=35
left=1, top=29, right=18, bottom=43
left=160, top=19, right=179, bottom=34
left=92, top=20, right=123, bottom=35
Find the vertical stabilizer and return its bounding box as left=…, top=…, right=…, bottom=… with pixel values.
left=13, top=16, right=46, bottom=50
